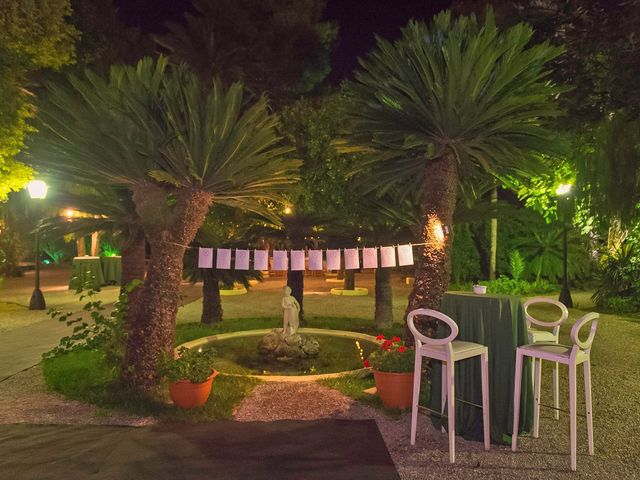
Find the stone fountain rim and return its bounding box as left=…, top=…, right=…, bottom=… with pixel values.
left=177, top=328, right=378, bottom=383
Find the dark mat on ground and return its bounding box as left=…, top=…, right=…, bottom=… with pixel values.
left=0, top=419, right=399, bottom=480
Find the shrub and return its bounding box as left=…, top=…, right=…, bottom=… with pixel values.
left=486, top=276, right=556, bottom=295
left=592, top=242, right=640, bottom=312
left=158, top=346, right=217, bottom=383
left=43, top=280, right=141, bottom=370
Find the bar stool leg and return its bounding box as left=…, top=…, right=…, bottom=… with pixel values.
left=481, top=350, right=490, bottom=451
left=447, top=359, right=456, bottom=463
left=569, top=361, right=577, bottom=471
left=441, top=361, right=447, bottom=434
left=533, top=358, right=542, bottom=438
left=584, top=359, right=594, bottom=455
left=512, top=350, right=523, bottom=452
left=553, top=362, right=560, bottom=420
left=410, top=352, right=422, bottom=445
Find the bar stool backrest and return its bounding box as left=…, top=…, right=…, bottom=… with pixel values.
left=407, top=308, right=459, bottom=347
left=570, top=312, right=599, bottom=355
left=523, top=297, right=569, bottom=337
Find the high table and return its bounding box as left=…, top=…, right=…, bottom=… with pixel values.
left=69, top=256, right=105, bottom=290
left=100, top=256, right=122, bottom=285
left=428, top=292, right=534, bottom=444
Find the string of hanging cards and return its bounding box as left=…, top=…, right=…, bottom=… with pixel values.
left=196, top=242, right=435, bottom=271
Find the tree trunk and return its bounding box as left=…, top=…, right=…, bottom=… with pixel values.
left=201, top=269, right=222, bottom=324
left=374, top=267, right=393, bottom=328
left=490, top=187, right=498, bottom=280
left=405, top=153, right=459, bottom=344
left=120, top=229, right=146, bottom=288
left=287, top=269, right=305, bottom=325
left=343, top=269, right=355, bottom=290
left=123, top=184, right=214, bottom=391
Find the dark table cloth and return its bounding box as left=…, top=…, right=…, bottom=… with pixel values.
left=428, top=292, right=534, bottom=444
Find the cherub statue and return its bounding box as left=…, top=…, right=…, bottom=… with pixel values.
left=281, top=285, right=300, bottom=336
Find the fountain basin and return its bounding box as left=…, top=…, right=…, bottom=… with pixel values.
left=178, top=328, right=378, bottom=382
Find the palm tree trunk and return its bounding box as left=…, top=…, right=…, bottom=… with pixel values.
left=405, top=153, right=458, bottom=343
left=490, top=187, right=498, bottom=280
left=201, top=269, right=222, bottom=324
left=343, top=270, right=355, bottom=290
left=123, top=184, right=214, bottom=391
left=121, top=230, right=146, bottom=288
left=375, top=266, right=393, bottom=328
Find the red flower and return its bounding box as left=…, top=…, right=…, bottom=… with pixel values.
left=363, top=359, right=371, bottom=368
left=392, top=336, right=401, bottom=343
left=375, top=334, right=386, bottom=340
left=397, top=346, right=407, bottom=353
left=381, top=340, right=393, bottom=350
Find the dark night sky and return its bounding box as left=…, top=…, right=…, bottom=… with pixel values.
left=112, top=0, right=452, bottom=80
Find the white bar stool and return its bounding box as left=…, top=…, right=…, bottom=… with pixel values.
left=407, top=308, right=490, bottom=463
left=524, top=297, right=569, bottom=420
left=512, top=312, right=598, bottom=471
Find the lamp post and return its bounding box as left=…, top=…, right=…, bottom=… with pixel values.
left=27, top=180, right=48, bottom=310
left=556, top=183, right=573, bottom=308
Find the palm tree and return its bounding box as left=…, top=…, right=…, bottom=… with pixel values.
left=347, top=9, right=564, bottom=338
left=28, top=57, right=299, bottom=391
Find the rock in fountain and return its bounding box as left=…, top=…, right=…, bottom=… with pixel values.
left=258, top=329, right=320, bottom=361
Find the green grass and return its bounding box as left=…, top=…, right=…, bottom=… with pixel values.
left=41, top=348, right=259, bottom=420
left=319, top=373, right=381, bottom=407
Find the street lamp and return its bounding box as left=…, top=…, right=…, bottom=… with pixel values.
left=27, top=180, right=48, bottom=310
left=556, top=183, right=573, bottom=308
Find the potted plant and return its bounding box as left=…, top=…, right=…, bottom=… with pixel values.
left=160, top=346, right=218, bottom=409
left=365, top=335, right=414, bottom=409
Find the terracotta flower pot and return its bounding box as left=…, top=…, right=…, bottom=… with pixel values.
left=373, top=370, right=414, bottom=409
left=169, top=371, right=218, bottom=409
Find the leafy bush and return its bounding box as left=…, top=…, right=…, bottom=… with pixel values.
left=158, top=346, right=216, bottom=383
left=0, top=227, right=27, bottom=276
left=592, top=242, right=640, bottom=312
left=486, top=276, right=556, bottom=295
left=366, top=335, right=414, bottom=373
left=43, top=280, right=141, bottom=370
left=601, top=296, right=640, bottom=314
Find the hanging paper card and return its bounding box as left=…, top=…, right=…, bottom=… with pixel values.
left=344, top=248, right=359, bottom=269
left=326, top=249, right=341, bottom=270
left=291, top=250, right=305, bottom=271
left=362, top=247, right=378, bottom=269
left=308, top=250, right=323, bottom=270
left=397, top=244, right=414, bottom=266
left=273, top=250, right=288, bottom=270
left=216, top=248, right=231, bottom=269
left=235, top=249, right=250, bottom=270
left=198, top=247, right=213, bottom=268
left=380, top=246, right=397, bottom=268
left=253, top=249, right=268, bottom=271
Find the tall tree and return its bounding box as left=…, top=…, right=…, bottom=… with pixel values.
left=348, top=9, right=564, bottom=339
left=28, top=57, right=299, bottom=391
left=0, top=0, right=78, bottom=200
left=154, top=0, right=337, bottom=103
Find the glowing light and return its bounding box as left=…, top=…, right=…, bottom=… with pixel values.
left=555, top=183, right=572, bottom=196
left=65, top=209, right=75, bottom=218
left=283, top=206, right=292, bottom=215
left=433, top=219, right=445, bottom=244
left=26, top=180, right=48, bottom=199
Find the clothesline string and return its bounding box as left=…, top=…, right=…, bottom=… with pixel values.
left=157, top=240, right=439, bottom=250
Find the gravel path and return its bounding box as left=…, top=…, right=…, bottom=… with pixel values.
left=0, top=366, right=155, bottom=427
left=2, top=368, right=638, bottom=479
left=234, top=381, right=640, bottom=479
